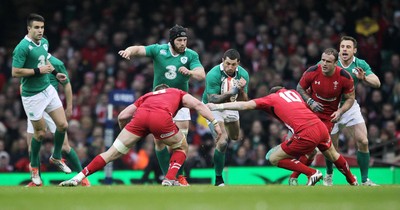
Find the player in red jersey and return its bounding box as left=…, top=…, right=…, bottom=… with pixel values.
left=59, top=84, right=222, bottom=186
left=288, top=48, right=356, bottom=185
left=207, top=86, right=358, bottom=186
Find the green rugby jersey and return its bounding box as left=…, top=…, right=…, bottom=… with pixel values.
left=202, top=63, right=250, bottom=104
left=337, top=57, right=373, bottom=105
left=145, top=44, right=203, bottom=91
left=12, top=36, right=51, bottom=96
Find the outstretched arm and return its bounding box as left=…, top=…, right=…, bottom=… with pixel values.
left=207, top=100, right=257, bottom=111
left=118, top=46, right=146, bottom=60
left=182, top=94, right=222, bottom=138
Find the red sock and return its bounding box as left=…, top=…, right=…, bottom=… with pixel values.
left=278, top=158, right=315, bottom=176
left=165, top=151, right=186, bottom=180
left=333, top=155, right=356, bottom=183
left=290, top=155, right=313, bottom=178
left=82, top=155, right=106, bottom=176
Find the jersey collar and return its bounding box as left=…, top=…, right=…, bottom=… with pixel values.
left=338, top=56, right=356, bottom=68
left=220, top=63, right=238, bottom=77
left=24, top=35, right=42, bottom=47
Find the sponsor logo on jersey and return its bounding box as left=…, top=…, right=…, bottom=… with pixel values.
left=314, top=81, right=320, bottom=85
left=160, top=49, right=167, bottom=55
left=180, top=56, right=188, bottom=64
left=28, top=45, right=33, bottom=51
left=160, top=131, right=175, bottom=138
left=43, top=44, right=48, bottom=51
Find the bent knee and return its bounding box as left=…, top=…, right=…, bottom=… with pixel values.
left=57, top=122, right=68, bottom=132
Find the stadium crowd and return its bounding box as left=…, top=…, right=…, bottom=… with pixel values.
left=0, top=0, right=399, bottom=175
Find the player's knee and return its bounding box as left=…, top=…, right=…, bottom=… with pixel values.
left=306, top=149, right=318, bottom=159
left=57, top=121, right=68, bottom=132
left=34, top=130, right=47, bottom=140
left=112, top=139, right=130, bottom=155
left=216, top=139, right=228, bottom=152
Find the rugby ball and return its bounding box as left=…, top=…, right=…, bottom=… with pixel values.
left=221, top=77, right=238, bottom=102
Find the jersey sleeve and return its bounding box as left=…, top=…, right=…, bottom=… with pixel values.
left=253, top=97, right=272, bottom=111
left=205, top=69, right=221, bottom=95
left=342, top=72, right=355, bottom=94
left=12, top=44, right=28, bottom=68
left=133, top=95, right=144, bottom=107
left=188, top=50, right=203, bottom=70
left=241, top=68, right=250, bottom=93
left=356, top=58, right=373, bottom=76
left=299, top=70, right=314, bottom=90
left=144, top=44, right=160, bottom=58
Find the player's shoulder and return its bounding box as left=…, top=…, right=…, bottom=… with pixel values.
left=238, top=65, right=249, bottom=74
left=337, top=66, right=352, bottom=80
left=304, top=64, right=319, bottom=73
left=14, top=38, right=30, bottom=50
left=184, top=47, right=199, bottom=56
left=206, top=65, right=221, bottom=75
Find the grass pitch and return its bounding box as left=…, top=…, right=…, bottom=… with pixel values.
left=1, top=185, right=399, bottom=210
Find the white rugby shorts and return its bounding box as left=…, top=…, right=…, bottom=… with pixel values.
left=331, top=100, right=365, bottom=134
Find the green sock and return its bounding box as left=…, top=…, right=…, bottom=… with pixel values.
left=30, top=138, right=42, bottom=168
left=64, top=148, right=83, bottom=171
left=53, top=130, right=65, bottom=159
left=214, top=149, right=226, bottom=176
left=155, top=147, right=170, bottom=175
left=325, top=158, right=333, bottom=174
left=357, top=151, right=370, bottom=182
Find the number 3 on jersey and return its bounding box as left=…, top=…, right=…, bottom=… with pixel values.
left=279, top=90, right=302, bottom=103
left=165, top=65, right=177, bottom=80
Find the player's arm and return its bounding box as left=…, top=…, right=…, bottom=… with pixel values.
left=354, top=67, right=380, bottom=88
left=178, top=66, right=205, bottom=81
left=63, top=83, right=73, bottom=119
left=12, top=65, right=55, bottom=78
left=118, top=104, right=137, bottom=129
left=296, top=83, right=323, bottom=112
left=207, top=100, right=257, bottom=111
left=208, top=88, right=239, bottom=104
left=236, top=77, right=248, bottom=101
left=182, top=93, right=222, bottom=138
left=118, top=46, right=146, bottom=60
left=331, top=90, right=355, bottom=123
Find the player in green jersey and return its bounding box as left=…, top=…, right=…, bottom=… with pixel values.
left=118, top=25, right=205, bottom=186
left=12, top=14, right=70, bottom=186
left=25, top=55, right=90, bottom=187
left=323, top=36, right=381, bottom=186
left=202, top=49, right=250, bottom=186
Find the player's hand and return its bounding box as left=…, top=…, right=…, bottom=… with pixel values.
left=307, top=98, right=324, bottom=112
left=206, top=103, right=217, bottom=111
left=40, top=64, right=54, bottom=74
left=330, top=110, right=342, bottom=123
left=236, top=77, right=247, bottom=89
left=354, top=67, right=366, bottom=81
left=178, top=66, right=191, bottom=76
left=56, top=73, right=67, bottom=82
left=65, top=106, right=72, bottom=119
left=118, top=50, right=131, bottom=60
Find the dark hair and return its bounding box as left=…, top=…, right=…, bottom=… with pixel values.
left=340, top=36, right=357, bottom=48
left=153, top=84, right=169, bottom=91
left=269, top=86, right=284, bottom=94
left=323, top=48, right=339, bottom=62
left=223, top=49, right=240, bottom=61
left=27, top=13, right=45, bottom=26
left=169, top=25, right=187, bottom=43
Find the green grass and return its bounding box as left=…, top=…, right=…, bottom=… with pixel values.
left=1, top=185, right=399, bottom=210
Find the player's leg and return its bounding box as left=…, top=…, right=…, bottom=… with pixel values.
left=161, top=131, right=188, bottom=186
left=60, top=128, right=141, bottom=186
left=320, top=145, right=358, bottom=185
left=267, top=144, right=321, bottom=186
left=289, top=150, right=317, bottom=185
left=208, top=110, right=227, bottom=186
left=348, top=123, right=377, bottom=185
left=22, top=93, right=48, bottom=185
